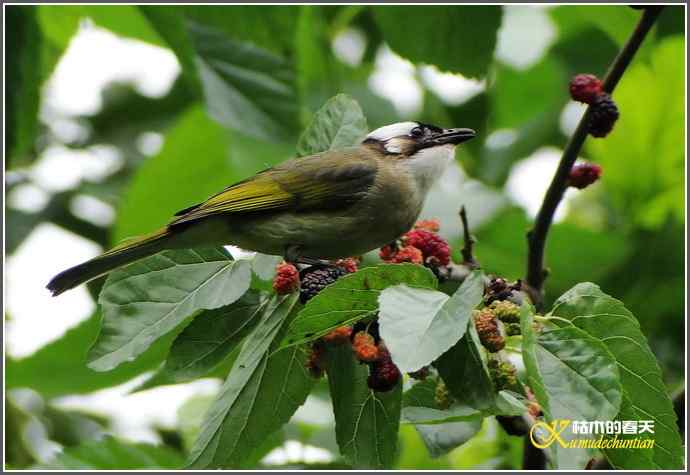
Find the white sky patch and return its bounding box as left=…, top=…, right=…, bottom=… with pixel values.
left=560, top=101, right=587, bottom=137
left=262, top=440, right=335, bottom=466
left=332, top=27, right=366, bottom=67
left=486, top=129, right=518, bottom=150
left=70, top=194, right=116, bottom=227
left=30, top=144, right=124, bottom=192
left=420, top=66, right=485, bottom=106
left=505, top=147, right=578, bottom=222
left=42, top=24, right=180, bottom=117
left=8, top=183, right=51, bottom=213
left=54, top=377, right=221, bottom=444
left=136, top=131, right=165, bottom=156
left=5, top=224, right=101, bottom=358
left=495, top=5, right=556, bottom=70
left=369, top=45, right=423, bottom=116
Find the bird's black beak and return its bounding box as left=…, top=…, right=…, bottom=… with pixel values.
left=422, top=128, right=476, bottom=148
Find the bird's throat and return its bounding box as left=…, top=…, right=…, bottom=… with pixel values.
left=406, top=145, right=455, bottom=195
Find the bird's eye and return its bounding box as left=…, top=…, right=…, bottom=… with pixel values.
left=410, top=127, right=423, bottom=137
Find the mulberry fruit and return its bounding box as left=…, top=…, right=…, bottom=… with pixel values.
left=352, top=331, right=379, bottom=362
left=588, top=93, right=619, bottom=138
left=305, top=343, right=326, bottom=378
left=485, top=277, right=523, bottom=305
left=488, top=357, right=517, bottom=391
left=322, top=326, right=353, bottom=344
left=434, top=379, right=453, bottom=409
left=474, top=308, right=505, bottom=353
left=490, top=300, right=520, bottom=324
left=367, top=349, right=401, bottom=392
left=569, top=74, right=603, bottom=104
left=300, top=266, right=347, bottom=303
left=335, top=257, right=359, bottom=274
left=414, top=219, right=441, bottom=233
left=568, top=162, right=603, bottom=189
left=391, top=245, right=424, bottom=264
left=273, top=262, right=299, bottom=294
left=403, top=229, right=451, bottom=266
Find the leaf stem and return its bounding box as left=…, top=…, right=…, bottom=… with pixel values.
left=524, top=7, right=664, bottom=309
left=533, top=314, right=572, bottom=326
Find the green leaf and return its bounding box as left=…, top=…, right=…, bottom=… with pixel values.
left=402, top=406, right=481, bottom=425
left=280, top=264, right=437, bottom=348
left=326, top=344, right=402, bottom=468
left=551, top=283, right=683, bottom=469
left=251, top=253, right=282, bottom=281
left=6, top=394, right=57, bottom=467
left=138, top=6, right=203, bottom=95
left=294, top=6, right=339, bottom=120
left=35, top=437, right=184, bottom=469
left=114, top=106, right=233, bottom=241
left=550, top=6, right=639, bottom=47
left=434, top=322, right=496, bottom=411
left=188, top=21, right=299, bottom=142
left=6, top=311, right=174, bottom=397
left=182, top=5, right=299, bottom=56
left=378, top=271, right=484, bottom=372
left=87, top=248, right=251, bottom=371
left=402, top=379, right=482, bottom=458
left=372, top=6, right=502, bottom=77
left=141, top=291, right=269, bottom=387
left=38, top=5, right=165, bottom=49
left=521, top=305, right=623, bottom=469
left=6, top=6, right=41, bottom=167
left=141, top=9, right=301, bottom=141
left=187, top=293, right=312, bottom=468
left=490, top=58, right=567, bottom=130
left=296, top=94, right=368, bottom=157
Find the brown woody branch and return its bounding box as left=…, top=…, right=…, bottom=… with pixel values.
left=459, top=205, right=479, bottom=268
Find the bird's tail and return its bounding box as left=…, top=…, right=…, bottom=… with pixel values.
left=47, top=227, right=172, bottom=296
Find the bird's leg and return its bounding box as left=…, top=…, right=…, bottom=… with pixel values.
left=284, top=245, right=331, bottom=269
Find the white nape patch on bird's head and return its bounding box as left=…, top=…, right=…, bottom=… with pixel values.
left=366, top=121, right=419, bottom=142
left=407, top=144, right=455, bottom=195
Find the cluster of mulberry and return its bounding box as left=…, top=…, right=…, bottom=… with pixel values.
left=305, top=321, right=401, bottom=392
left=475, top=286, right=524, bottom=352
left=380, top=218, right=451, bottom=271
left=569, top=73, right=619, bottom=138
left=272, top=258, right=359, bottom=302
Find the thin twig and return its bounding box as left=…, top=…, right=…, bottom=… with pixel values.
left=459, top=205, right=479, bottom=268
left=525, top=7, right=664, bottom=309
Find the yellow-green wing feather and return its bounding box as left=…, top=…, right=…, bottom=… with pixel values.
left=170, top=148, right=378, bottom=226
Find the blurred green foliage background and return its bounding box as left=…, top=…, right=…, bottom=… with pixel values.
left=5, top=4, right=685, bottom=470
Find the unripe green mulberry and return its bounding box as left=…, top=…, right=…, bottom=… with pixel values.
left=434, top=379, right=453, bottom=409
left=488, top=357, right=518, bottom=391
left=489, top=300, right=520, bottom=324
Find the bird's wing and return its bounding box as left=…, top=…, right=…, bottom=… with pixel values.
left=170, top=149, right=379, bottom=226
